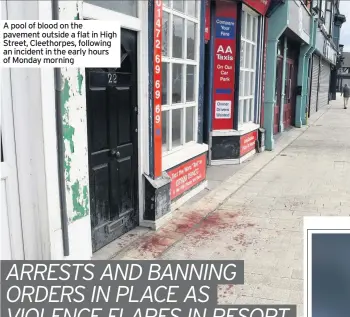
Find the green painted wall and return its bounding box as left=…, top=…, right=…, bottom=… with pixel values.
left=58, top=0, right=90, bottom=223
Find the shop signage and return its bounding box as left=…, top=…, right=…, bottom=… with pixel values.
left=242, top=0, right=271, bottom=16
left=168, top=154, right=207, bottom=200
left=240, top=130, right=258, bottom=157
left=205, top=0, right=211, bottom=41
left=212, top=0, right=237, bottom=130
left=153, top=0, right=162, bottom=178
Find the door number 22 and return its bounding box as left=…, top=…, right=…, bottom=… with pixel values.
left=108, top=73, right=117, bottom=84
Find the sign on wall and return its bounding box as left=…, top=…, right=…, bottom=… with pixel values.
left=153, top=0, right=163, bottom=178
left=212, top=0, right=237, bottom=130
left=205, top=0, right=211, bottom=41
left=168, top=154, right=207, bottom=200
left=240, top=130, right=258, bottom=157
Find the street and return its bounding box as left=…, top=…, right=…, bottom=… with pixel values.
left=105, top=96, right=350, bottom=316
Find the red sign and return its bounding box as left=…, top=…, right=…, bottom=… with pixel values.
left=205, top=0, right=211, bottom=41
left=260, top=18, right=268, bottom=127
left=212, top=0, right=237, bottom=130
left=240, top=130, right=258, bottom=157
left=153, top=0, right=162, bottom=178
left=168, top=154, right=207, bottom=200
left=242, top=0, right=271, bottom=16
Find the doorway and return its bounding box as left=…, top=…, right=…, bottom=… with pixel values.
left=283, top=58, right=296, bottom=129
left=85, top=29, right=139, bottom=252
left=274, top=57, right=283, bottom=135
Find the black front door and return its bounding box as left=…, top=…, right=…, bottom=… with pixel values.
left=86, top=29, right=138, bottom=252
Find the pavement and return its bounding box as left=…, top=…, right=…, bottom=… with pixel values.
left=96, top=96, right=350, bottom=316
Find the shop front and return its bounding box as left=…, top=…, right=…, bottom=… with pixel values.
left=264, top=0, right=315, bottom=150
left=143, top=0, right=209, bottom=229
left=206, top=0, right=270, bottom=165
left=1, top=0, right=208, bottom=260
left=309, top=26, right=337, bottom=116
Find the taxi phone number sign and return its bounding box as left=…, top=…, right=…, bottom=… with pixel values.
left=168, top=154, right=207, bottom=200
left=153, top=0, right=162, bottom=178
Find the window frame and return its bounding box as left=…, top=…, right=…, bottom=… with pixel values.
left=325, top=0, right=333, bottom=35
left=161, top=0, right=201, bottom=156
left=238, top=5, right=260, bottom=129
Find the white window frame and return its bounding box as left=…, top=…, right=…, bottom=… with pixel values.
left=161, top=0, right=200, bottom=157
left=238, top=5, right=260, bottom=129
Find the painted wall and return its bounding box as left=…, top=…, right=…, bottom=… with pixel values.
left=51, top=0, right=92, bottom=260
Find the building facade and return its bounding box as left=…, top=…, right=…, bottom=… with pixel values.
left=206, top=0, right=270, bottom=165
left=308, top=0, right=343, bottom=117
left=1, top=0, right=209, bottom=260
left=1, top=0, right=346, bottom=260
left=263, top=0, right=316, bottom=150
left=337, top=51, right=350, bottom=91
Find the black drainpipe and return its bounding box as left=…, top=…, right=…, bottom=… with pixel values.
left=52, top=0, right=70, bottom=257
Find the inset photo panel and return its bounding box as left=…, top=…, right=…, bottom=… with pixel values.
left=304, top=217, right=350, bottom=317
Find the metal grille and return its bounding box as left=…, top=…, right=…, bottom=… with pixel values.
left=318, top=60, right=331, bottom=109
left=309, top=55, right=320, bottom=116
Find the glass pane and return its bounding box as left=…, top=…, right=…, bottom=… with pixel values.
left=250, top=98, right=255, bottom=121
left=186, top=65, right=195, bottom=101
left=252, top=17, right=257, bottom=43
left=250, top=72, right=255, bottom=95
left=185, top=107, right=195, bottom=143
left=245, top=43, right=251, bottom=69
left=244, top=71, right=250, bottom=95
left=251, top=45, right=256, bottom=69
left=240, top=42, right=245, bottom=67
left=84, top=0, right=137, bottom=17
left=163, top=0, right=169, bottom=7
left=173, top=0, right=184, bottom=12
left=246, top=14, right=251, bottom=41
left=248, top=99, right=252, bottom=121
left=162, top=111, right=168, bottom=151
left=172, top=64, right=183, bottom=103
left=243, top=100, right=249, bottom=123
left=241, top=12, right=246, bottom=38
left=187, top=21, right=196, bottom=60
left=162, top=63, right=168, bottom=105
left=172, top=109, right=182, bottom=148
left=239, top=100, right=244, bottom=124
left=173, top=16, right=184, bottom=58
left=162, top=12, right=169, bottom=56
left=239, top=71, right=244, bottom=97
left=187, top=0, right=197, bottom=17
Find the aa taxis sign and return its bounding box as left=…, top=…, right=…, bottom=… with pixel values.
left=212, top=0, right=237, bottom=130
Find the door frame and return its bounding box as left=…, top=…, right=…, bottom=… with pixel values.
left=0, top=0, right=24, bottom=260
left=82, top=2, right=149, bottom=241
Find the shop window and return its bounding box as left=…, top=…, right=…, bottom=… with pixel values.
left=84, top=0, right=138, bottom=17
left=161, top=0, right=199, bottom=153
left=238, top=9, right=259, bottom=127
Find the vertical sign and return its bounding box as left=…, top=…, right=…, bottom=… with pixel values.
left=212, top=0, right=237, bottom=130
left=154, top=0, right=162, bottom=178
left=260, top=18, right=268, bottom=127
left=205, top=0, right=211, bottom=41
